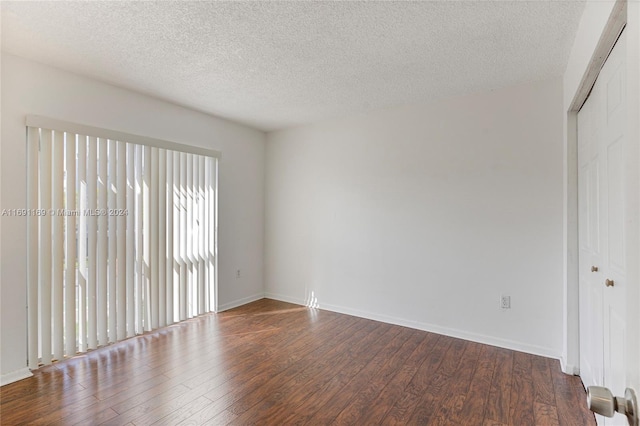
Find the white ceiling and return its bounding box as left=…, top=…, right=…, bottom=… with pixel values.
left=2, top=1, right=585, bottom=132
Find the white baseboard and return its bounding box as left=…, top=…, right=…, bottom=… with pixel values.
left=217, top=293, right=265, bottom=312
left=560, top=357, right=580, bottom=376
left=264, top=292, right=306, bottom=306
left=264, top=292, right=561, bottom=360
left=1, top=368, right=33, bottom=386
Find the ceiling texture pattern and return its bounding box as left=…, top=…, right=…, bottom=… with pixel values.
left=2, top=1, right=586, bottom=131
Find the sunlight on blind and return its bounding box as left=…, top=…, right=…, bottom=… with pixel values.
left=26, top=124, right=218, bottom=368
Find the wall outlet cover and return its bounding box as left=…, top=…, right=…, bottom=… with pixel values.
left=500, top=295, right=511, bottom=309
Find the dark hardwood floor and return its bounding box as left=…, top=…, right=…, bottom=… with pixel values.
left=0, top=299, right=595, bottom=425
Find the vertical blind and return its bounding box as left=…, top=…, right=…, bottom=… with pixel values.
left=26, top=116, right=219, bottom=369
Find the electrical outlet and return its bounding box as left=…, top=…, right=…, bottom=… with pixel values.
left=236, top=269, right=241, bottom=279
left=500, top=295, right=511, bottom=309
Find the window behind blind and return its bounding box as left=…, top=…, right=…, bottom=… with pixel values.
left=25, top=116, right=218, bottom=368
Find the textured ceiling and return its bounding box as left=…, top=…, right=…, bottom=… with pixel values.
left=2, top=1, right=585, bottom=132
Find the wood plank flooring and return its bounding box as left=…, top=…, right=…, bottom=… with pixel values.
left=0, top=299, right=595, bottom=425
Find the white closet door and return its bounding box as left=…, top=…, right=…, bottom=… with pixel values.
left=578, top=30, right=628, bottom=426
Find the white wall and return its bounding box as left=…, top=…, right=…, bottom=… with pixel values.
left=0, top=54, right=266, bottom=382
left=265, top=78, right=565, bottom=357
